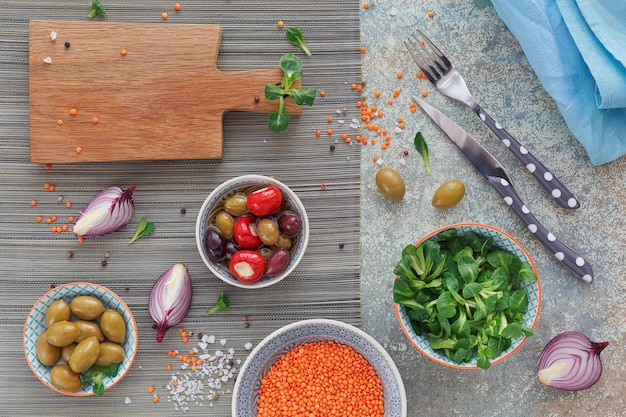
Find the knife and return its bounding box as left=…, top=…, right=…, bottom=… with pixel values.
left=413, top=97, right=593, bottom=283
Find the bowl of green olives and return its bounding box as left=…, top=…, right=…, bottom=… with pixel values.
left=195, top=175, right=309, bottom=289
left=23, top=282, right=138, bottom=396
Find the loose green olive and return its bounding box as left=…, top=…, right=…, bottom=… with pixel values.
left=223, top=194, right=249, bottom=216
left=68, top=336, right=100, bottom=373
left=45, top=299, right=70, bottom=328
left=432, top=179, right=466, bottom=209
left=95, top=342, right=125, bottom=366
left=74, top=320, right=105, bottom=343
left=257, top=218, right=280, bottom=246
left=46, top=320, right=79, bottom=347
left=99, top=310, right=126, bottom=344
left=50, top=364, right=82, bottom=392
left=36, top=330, right=61, bottom=366
left=61, top=343, right=77, bottom=363
left=375, top=167, right=406, bottom=200
left=70, top=295, right=105, bottom=320
left=214, top=210, right=234, bottom=239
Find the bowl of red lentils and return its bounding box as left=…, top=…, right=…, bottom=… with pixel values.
left=232, top=319, right=407, bottom=417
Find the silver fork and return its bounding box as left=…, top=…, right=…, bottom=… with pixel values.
left=405, top=30, right=580, bottom=209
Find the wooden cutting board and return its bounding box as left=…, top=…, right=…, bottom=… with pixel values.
left=29, top=20, right=302, bottom=163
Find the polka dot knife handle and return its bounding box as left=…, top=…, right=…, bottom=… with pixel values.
left=486, top=175, right=593, bottom=283
left=474, top=104, right=580, bottom=209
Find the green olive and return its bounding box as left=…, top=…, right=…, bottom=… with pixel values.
left=50, top=364, right=82, bottom=392
left=214, top=210, right=234, bottom=239
left=432, top=179, right=466, bottom=209
left=45, top=299, right=70, bottom=328
left=46, top=320, right=79, bottom=347
left=99, top=310, right=126, bottom=343
left=223, top=194, right=248, bottom=216
left=257, top=218, right=280, bottom=246
left=274, top=235, right=292, bottom=250
left=95, top=342, right=125, bottom=366
left=74, top=320, right=105, bottom=343
left=36, top=330, right=61, bottom=366
left=70, top=295, right=105, bottom=320
left=375, top=167, right=406, bottom=200
left=68, top=336, right=100, bottom=373
left=61, top=343, right=77, bottom=363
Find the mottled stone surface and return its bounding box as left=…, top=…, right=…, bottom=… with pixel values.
left=359, top=1, right=625, bottom=416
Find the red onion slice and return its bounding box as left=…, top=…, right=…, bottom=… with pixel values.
left=148, top=263, right=192, bottom=343
left=73, top=185, right=136, bottom=237
left=537, top=331, right=608, bottom=391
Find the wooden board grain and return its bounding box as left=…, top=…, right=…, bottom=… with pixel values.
left=29, top=20, right=301, bottom=163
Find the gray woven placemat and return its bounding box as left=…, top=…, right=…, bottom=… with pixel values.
left=0, top=1, right=361, bottom=415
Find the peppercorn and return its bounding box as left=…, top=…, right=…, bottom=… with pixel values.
left=64, top=41, right=70, bottom=48
left=180, top=208, right=186, bottom=215
left=254, top=96, right=261, bottom=103
left=67, top=251, right=73, bottom=258
left=339, top=243, right=345, bottom=249
left=101, top=260, right=107, bottom=267
left=330, top=144, right=336, bottom=151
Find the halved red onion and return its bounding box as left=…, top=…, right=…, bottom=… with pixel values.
left=72, top=185, right=136, bottom=237
left=149, top=263, right=192, bottom=343
left=537, top=331, right=609, bottom=391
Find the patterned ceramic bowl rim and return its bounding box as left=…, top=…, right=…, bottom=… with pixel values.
left=232, top=318, right=407, bottom=417
left=195, top=175, right=310, bottom=289
left=23, top=282, right=138, bottom=396
left=394, top=222, right=542, bottom=369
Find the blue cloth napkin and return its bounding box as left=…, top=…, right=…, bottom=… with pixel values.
left=491, top=0, right=626, bottom=166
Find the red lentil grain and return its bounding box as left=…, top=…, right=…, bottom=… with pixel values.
left=256, top=341, right=383, bottom=417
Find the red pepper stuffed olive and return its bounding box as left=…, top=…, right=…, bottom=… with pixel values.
left=233, top=215, right=262, bottom=249
left=247, top=185, right=283, bottom=216
left=229, top=250, right=266, bottom=283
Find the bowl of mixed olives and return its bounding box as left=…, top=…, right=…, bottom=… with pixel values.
left=23, top=282, right=138, bottom=396
left=196, top=175, right=309, bottom=289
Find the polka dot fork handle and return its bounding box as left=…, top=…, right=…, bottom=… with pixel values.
left=486, top=176, right=593, bottom=282
left=414, top=97, right=594, bottom=283
left=405, top=30, right=580, bottom=209
left=472, top=104, right=580, bottom=209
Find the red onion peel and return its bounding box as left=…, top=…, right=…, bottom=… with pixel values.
left=72, top=185, right=136, bottom=237
left=537, top=331, right=609, bottom=391
left=148, top=263, right=192, bottom=343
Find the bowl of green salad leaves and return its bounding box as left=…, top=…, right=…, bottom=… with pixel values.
left=393, top=223, right=541, bottom=369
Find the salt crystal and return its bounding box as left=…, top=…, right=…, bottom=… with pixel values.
left=197, top=341, right=208, bottom=350
left=389, top=7, right=398, bottom=17
left=394, top=127, right=403, bottom=133
left=43, top=57, right=52, bottom=64
left=124, top=397, right=132, bottom=404
left=337, top=120, right=345, bottom=124
left=376, top=159, right=384, bottom=166
left=206, top=335, right=215, bottom=343
left=399, top=158, right=406, bottom=166
left=215, top=350, right=223, bottom=356
left=244, top=342, right=253, bottom=350
left=228, top=347, right=235, bottom=355
left=220, top=339, right=227, bottom=346
left=50, top=31, right=57, bottom=41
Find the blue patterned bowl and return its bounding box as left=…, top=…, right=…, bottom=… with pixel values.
left=232, top=319, right=407, bottom=417
left=395, top=223, right=541, bottom=369
left=196, top=175, right=309, bottom=289
left=23, top=282, right=138, bottom=396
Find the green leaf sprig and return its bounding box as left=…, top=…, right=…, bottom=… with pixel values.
left=413, top=131, right=432, bottom=174
left=128, top=217, right=155, bottom=244
left=80, top=363, right=119, bottom=396
left=286, top=28, right=312, bottom=56
left=265, top=53, right=316, bottom=132
left=205, top=292, right=230, bottom=316
left=393, top=229, right=537, bottom=369
left=87, top=0, right=107, bottom=19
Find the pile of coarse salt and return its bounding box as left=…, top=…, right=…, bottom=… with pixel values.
left=166, top=333, right=253, bottom=412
